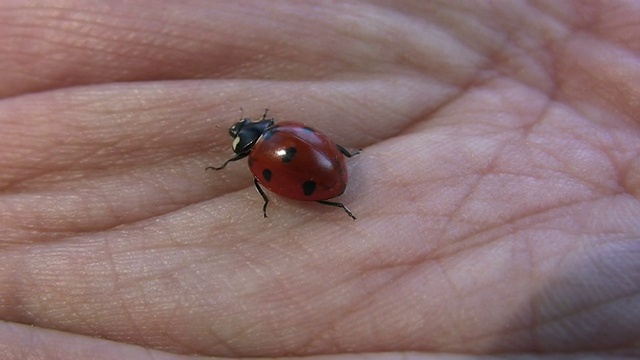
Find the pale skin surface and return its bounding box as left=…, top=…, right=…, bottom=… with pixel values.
left=0, top=1, right=638, bottom=359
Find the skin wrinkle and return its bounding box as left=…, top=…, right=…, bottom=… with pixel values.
left=391, top=4, right=501, bottom=73
left=3, top=5, right=234, bottom=71
left=446, top=281, right=536, bottom=346
left=537, top=276, right=639, bottom=328
left=341, top=5, right=466, bottom=76
left=1, top=1, right=640, bottom=357
left=622, top=159, right=640, bottom=199
left=597, top=139, right=639, bottom=196
left=105, top=237, right=152, bottom=346
left=532, top=296, right=640, bottom=354
left=2, top=192, right=121, bottom=241
left=431, top=131, right=510, bottom=245
left=356, top=245, right=438, bottom=274
left=331, top=257, right=464, bottom=352
left=492, top=9, right=567, bottom=97
left=291, top=251, right=429, bottom=351
left=561, top=43, right=640, bottom=126
left=293, top=271, right=374, bottom=328
left=264, top=226, right=424, bottom=348
left=518, top=231, right=539, bottom=352
left=431, top=197, right=589, bottom=262
left=206, top=299, right=278, bottom=353
left=432, top=256, right=471, bottom=348
left=220, top=321, right=265, bottom=355
left=161, top=294, right=222, bottom=356
left=1, top=138, right=125, bottom=192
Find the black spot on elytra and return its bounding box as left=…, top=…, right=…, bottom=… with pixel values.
left=262, top=169, right=272, bottom=182
left=281, top=147, right=297, bottom=163
left=302, top=180, right=316, bottom=196
left=302, top=126, right=316, bottom=134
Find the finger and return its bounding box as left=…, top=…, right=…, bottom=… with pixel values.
left=0, top=76, right=432, bottom=243
left=0, top=322, right=207, bottom=360
left=0, top=0, right=473, bottom=98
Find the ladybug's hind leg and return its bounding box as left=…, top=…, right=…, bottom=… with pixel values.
left=254, top=178, right=270, bottom=218
left=337, top=144, right=361, bottom=158
left=316, top=200, right=356, bottom=220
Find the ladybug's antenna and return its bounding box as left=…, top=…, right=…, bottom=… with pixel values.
left=239, top=107, right=245, bottom=120
left=260, top=108, right=270, bottom=120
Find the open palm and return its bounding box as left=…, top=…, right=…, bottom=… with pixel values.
left=1, top=1, right=639, bottom=359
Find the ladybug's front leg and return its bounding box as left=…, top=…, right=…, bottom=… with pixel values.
left=206, top=152, right=249, bottom=171
left=253, top=178, right=270, bottom=218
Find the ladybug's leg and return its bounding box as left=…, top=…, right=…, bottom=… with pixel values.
left=316, top=200, right=356, bottom=220
left=337, top=145, right=361, bottom=158
left=206, top=152, right=249, bottom=171
left=254, top=178, right=270, bottom=218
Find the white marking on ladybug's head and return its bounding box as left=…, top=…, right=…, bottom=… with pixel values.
left=232, top=136, right=241, bottom=152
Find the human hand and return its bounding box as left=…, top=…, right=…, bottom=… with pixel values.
left=1, top=1, right=638, bottom=359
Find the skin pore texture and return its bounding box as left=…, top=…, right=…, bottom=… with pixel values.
left=0, top=1, right=639, bottom=359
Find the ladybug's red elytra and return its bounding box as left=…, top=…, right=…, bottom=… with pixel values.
left=207, top=109, right=359, bottom=219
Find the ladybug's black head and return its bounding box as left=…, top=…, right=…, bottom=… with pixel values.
left=230, top=117, right=275, bottom=154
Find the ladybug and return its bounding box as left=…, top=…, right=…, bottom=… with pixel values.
left=207, top=109, right=359, bottom=219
